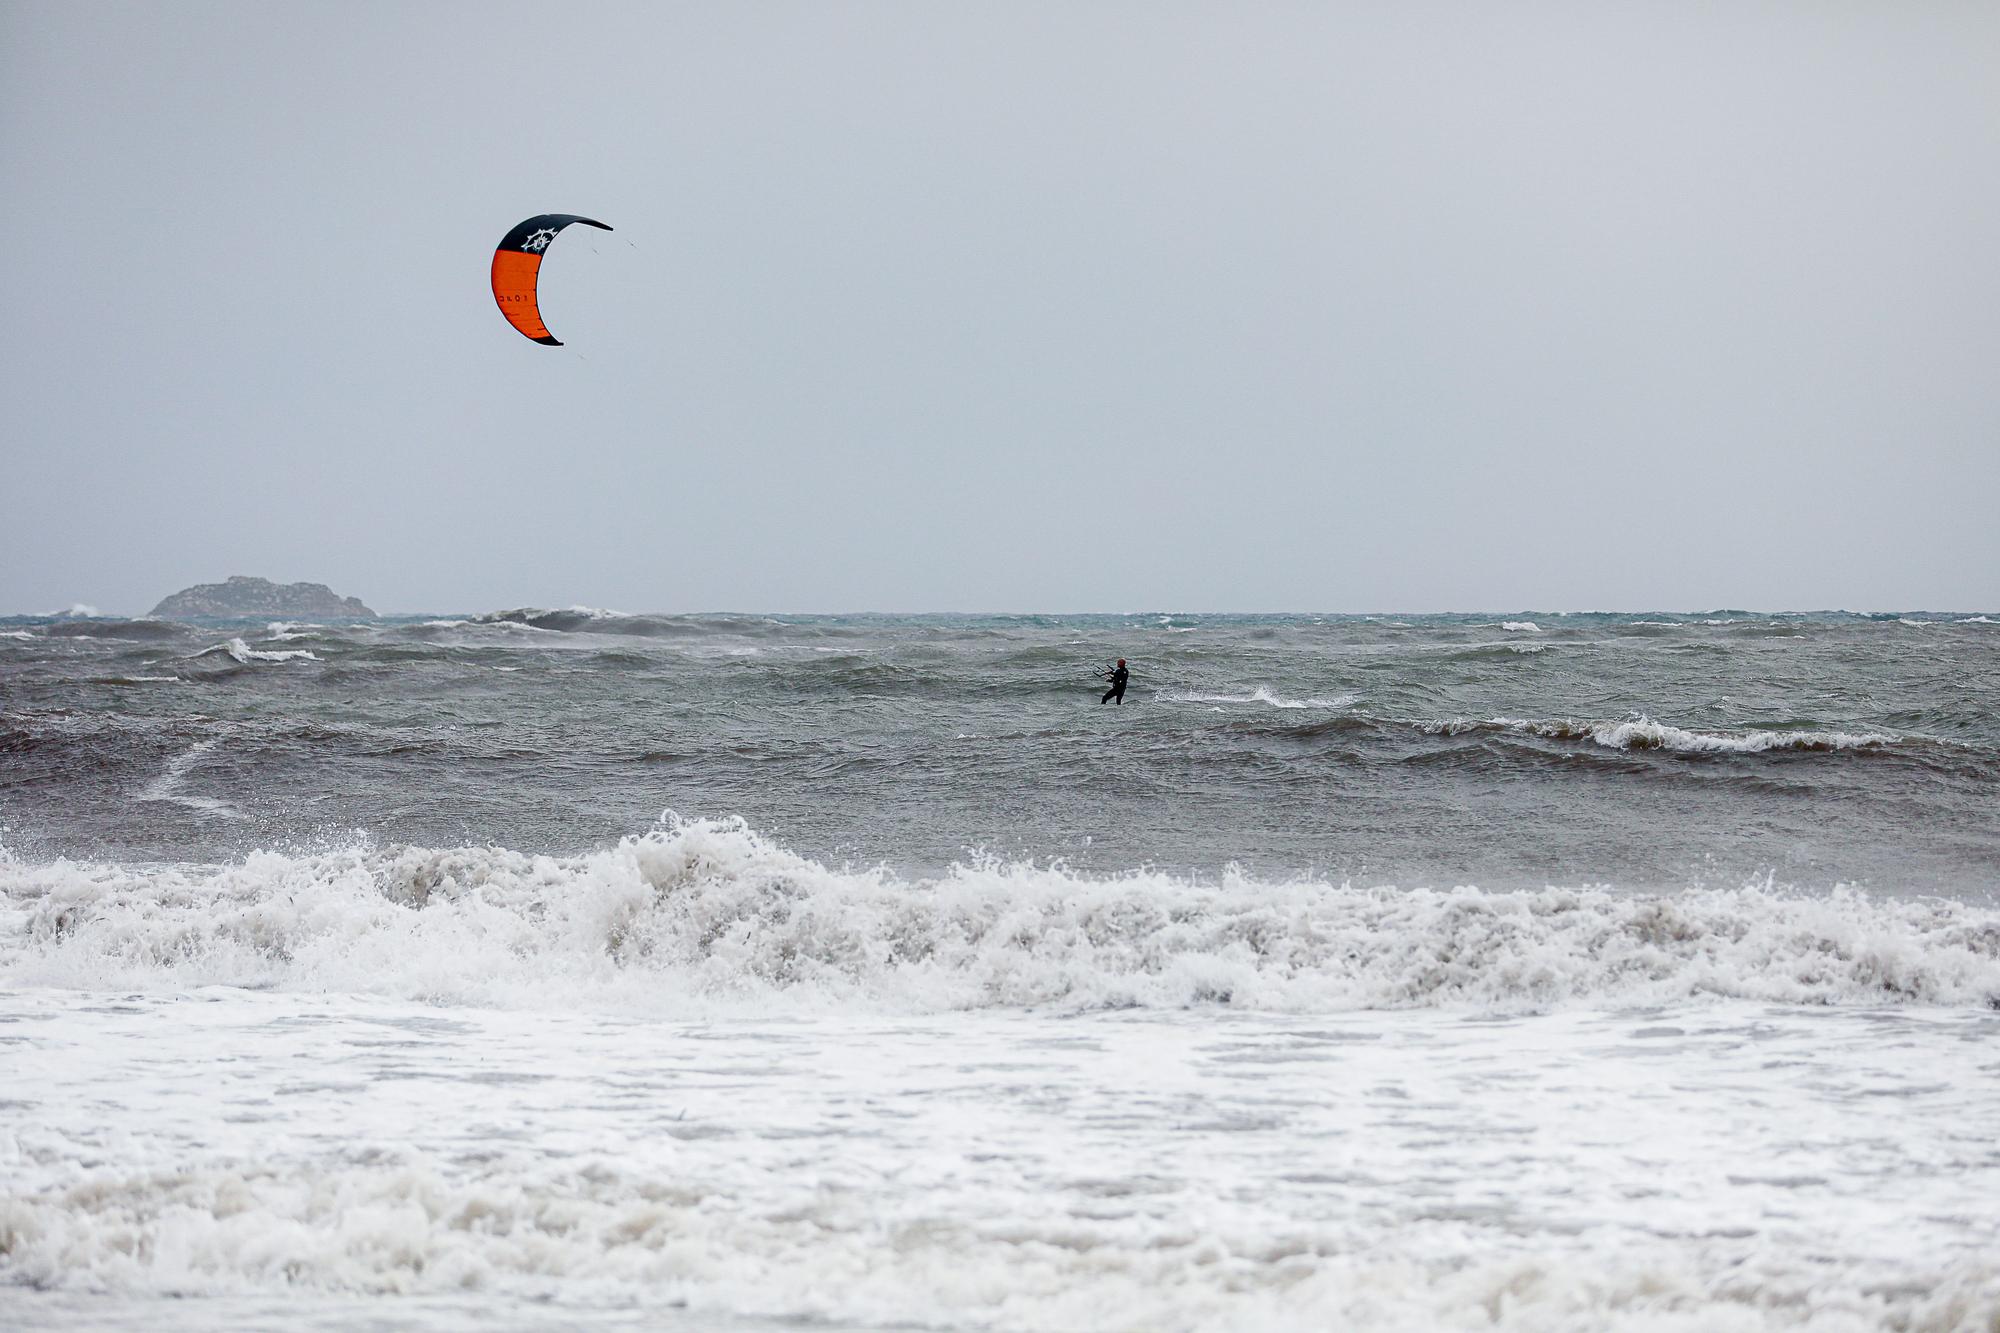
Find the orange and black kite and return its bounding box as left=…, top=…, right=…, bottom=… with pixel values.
left=490, top=214, right=613, bottom=345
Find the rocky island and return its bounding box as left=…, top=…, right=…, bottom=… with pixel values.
left=148, top=575, right=375, bottom=619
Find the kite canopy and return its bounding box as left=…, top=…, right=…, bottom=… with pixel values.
left=490, top=214, right=613, bottom=346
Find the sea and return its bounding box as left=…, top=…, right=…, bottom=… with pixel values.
left=2, top=609, right=1997, bottom=1331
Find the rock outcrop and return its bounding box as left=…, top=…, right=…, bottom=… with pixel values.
left=148, top=576, right=375, bottom=619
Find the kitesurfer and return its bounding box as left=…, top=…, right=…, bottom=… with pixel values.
left=1099, top=659, right=1129, bottom=705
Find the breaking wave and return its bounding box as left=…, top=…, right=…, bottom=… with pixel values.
left=1421, top=716, right=1900, bottom=754
left=195, top=637, right=319, bottom=665
left=260, top=622, right=323, bottom=641
left=469, top=606, right=649, bottom=634
left=4, top=818, right=1994, bottom=1015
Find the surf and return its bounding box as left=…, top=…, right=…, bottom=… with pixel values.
left=5, top=817, right=1996, bottom=1018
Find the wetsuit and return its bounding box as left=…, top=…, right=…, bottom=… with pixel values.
left=1100, top=664, right=1128, bottom=705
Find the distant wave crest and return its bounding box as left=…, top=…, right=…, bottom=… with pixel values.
left=1166, top=687, right=1359, bottom=710
left=464, top=607, right=773, bottom=640
left=194, top=637, right=319, bottom=665
left=1422, top=716, right=1900, bottom=754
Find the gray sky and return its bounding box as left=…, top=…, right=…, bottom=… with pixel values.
left=3, top=1, right=1996, bottom=615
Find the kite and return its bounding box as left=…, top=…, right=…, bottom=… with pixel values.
left=490, top=214, right=613, bottom=345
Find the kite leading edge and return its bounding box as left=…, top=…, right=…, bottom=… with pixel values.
left=490, top=213, right=613, bottom=346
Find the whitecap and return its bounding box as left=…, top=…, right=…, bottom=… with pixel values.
left=194, top=637, right=319, bottom=664
left=1167, top=687, right=1358, bottom=709
left=1432, top=715, right=1900, bottom=754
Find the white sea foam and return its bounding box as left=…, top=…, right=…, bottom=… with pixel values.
left=195, top=637, right=319, bottom=664
left=471, top=605, right=633, bottom=621
left=1500, top=621, right=1541, bottom=632
left=1574, top=717, right=1897, bottom=753
left=1167, top=687, right=1358, bottom=709
left=418, top=617, right=551, bottom=633
left=1957, top=615, right=1995, bottom=624
left=261, top=621, right=323, bottom=641
left=4, top=1141, right=1993, bottom=1329
left=134, top=741, right=244, bottom=819
left=1424, top=715, right=1899, bottom=754
left=7, top=820, right=2000, bottom=1330
left=4, top=818, right=1993, bottom=1015
left=463, top=607, right=641, bottom=633
left=568, top=605, right=630, bottom=618
left=0, top=630, right=36, bottom=640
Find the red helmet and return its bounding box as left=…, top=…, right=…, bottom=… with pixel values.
left=1116, top=659, right=1126, bottom=666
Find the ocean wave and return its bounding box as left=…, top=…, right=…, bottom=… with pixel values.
left=1500, top=621, right=1541, bottom=633
left=464, top=608, right=815, bottom=641
left=42, top=618, right=184, bottom=641
left=1421, top=716, right=1900, bottom=754
left=4, top=818, right=1994, bottom=1015
left=260, top=621, right=324, bottom=641
left=412, top=616, right=552, bottom=634
left=470, top=606, right=637, bottom=633
left=1167, top=688, right=1359, bottom=710
left=194, top=637, right=320, bottom=665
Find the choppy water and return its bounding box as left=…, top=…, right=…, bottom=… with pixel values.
left=3, top=610, right=1998, bottom=1330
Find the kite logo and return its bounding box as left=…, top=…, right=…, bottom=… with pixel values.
left=491, top=213, right=614, bottom=345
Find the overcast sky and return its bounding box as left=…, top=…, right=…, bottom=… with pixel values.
left=3, top=1, right=1995, bottom=614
